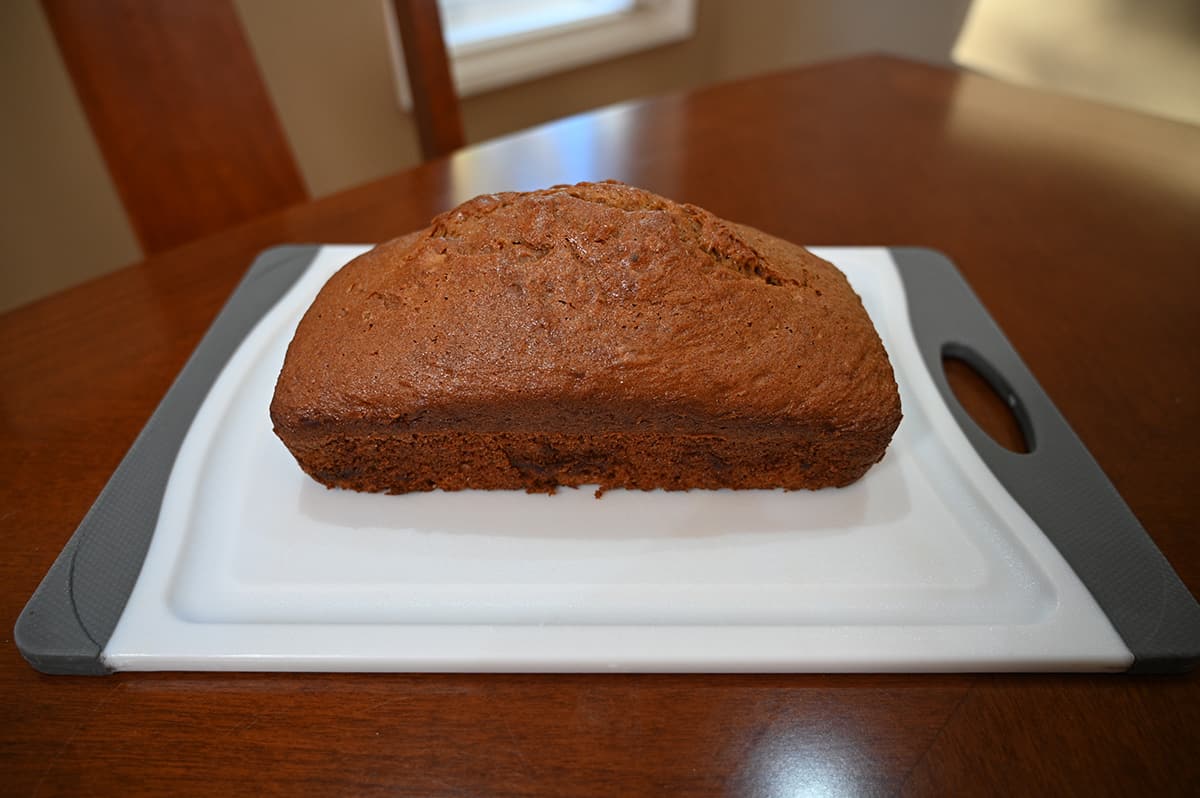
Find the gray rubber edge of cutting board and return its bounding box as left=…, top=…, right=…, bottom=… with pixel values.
left=14, top=246, right=1200, bottom=674
left=14, top=245, right=323, bottom=675
left=892, top=247, right=1200, bottom=674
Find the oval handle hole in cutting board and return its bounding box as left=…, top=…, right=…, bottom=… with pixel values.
left=942, top=345, right=1033, bottom=454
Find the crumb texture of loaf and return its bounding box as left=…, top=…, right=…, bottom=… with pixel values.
left=270, top=181, right=901, bottom=494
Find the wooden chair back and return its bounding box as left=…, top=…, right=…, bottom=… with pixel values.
left=43, top=0, right=466, bottom=256
left=391, top=0, right=466, bottom=161
left=42, top=0, right=309, bottom=255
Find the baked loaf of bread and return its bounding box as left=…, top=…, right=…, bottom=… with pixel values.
left=270, top=181, right=901, bottom=494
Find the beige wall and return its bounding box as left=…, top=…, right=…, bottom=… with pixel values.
left=3, top=0, right=972, bottom=313
left=954, top=0, right=1200, bottom=126
left=711, top=0, right=971, bottom=81
left=0, top=0, right=141, bottom=314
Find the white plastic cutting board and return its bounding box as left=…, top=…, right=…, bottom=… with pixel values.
left=103, top=246, right=1132, bottom=672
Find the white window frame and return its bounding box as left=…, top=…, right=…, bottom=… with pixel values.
left=384, top=0, right=696, bottom=108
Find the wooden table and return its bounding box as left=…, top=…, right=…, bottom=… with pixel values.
left=3, top=55, right=1198, bottom=796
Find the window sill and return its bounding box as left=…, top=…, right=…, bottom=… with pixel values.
left=385, top=0, right=696, bottom=107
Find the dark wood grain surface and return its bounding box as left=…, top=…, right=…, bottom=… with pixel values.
left=3, top=56, right=1198, bottom=796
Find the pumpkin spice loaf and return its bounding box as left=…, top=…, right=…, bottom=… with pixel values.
left=270, top=181, right=901, bottom=494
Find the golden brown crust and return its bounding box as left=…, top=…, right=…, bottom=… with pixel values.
left=270, top=181, right=901, bottom=494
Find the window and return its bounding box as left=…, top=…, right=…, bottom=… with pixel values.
left=439, top=0, right=638, bottom=51
left=385, top=0, right=696, bottom=106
